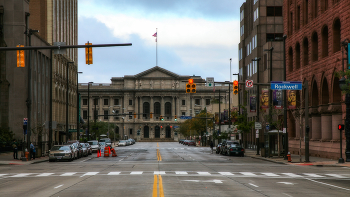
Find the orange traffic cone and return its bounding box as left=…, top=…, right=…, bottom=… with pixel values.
left=109, top=146, right=111, bottom=154
left=97, top=150, right=100, bottom=158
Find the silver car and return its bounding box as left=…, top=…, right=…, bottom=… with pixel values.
left=49, top=145, right=74, bottom=162
left=118, top=140, right=127, bottom=146
left=87, top=140, right=100, bottom=153
left=81, top=143, right=89, bottom=157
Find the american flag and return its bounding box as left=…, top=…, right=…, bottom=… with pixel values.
left=152, top=32, right=157, bottom=37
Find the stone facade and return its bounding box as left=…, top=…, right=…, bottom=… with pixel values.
left=284, top=0, right=349, bottom=159
left=78, top=66, right=238, bottom=141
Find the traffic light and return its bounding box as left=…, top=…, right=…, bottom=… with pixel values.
left=137, top=130, right=140, bottom=135
left=233, top=80, right=239, bottom=95
left=160, top=115, right=164, bottom=121
left=186, top=79, right=196, bottom=93
left=17, top=45, right=25, bottom=67
left=186, top=83, right=191, bottom=93
left=134, top=113, right=136, bottom=119
left=85, top=42, right=93, bottom=65
left=174, top=115, right=177, bottom=121
left=150, top=113, right=153, bottom=118
left=338, top=124, right=344, bottom=131
left=191, top=83, right=196, bottom=93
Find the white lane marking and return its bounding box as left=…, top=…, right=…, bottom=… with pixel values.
left=0, top=174, right=8, bottom=177
left=219, top=172, right=234, bottom=176
left=261, top=173, right=279, bottom=177
left=60, top=172, right=77, bottom=176
left=130, top=171, right=143, bottom=175
left=81, top=172, right=99, bottom=177
left=326, top=174, right=347, bottom=178
left=278, top=182, right=295, bottom=185
left=108, top=172, right=121, bottom=175
left=303, top=173, right=324, bottom=178
left=197, top=172, right=211, bottom=175
left=282, top=173, right=303, bottom=178
left=10, top=173, right=32, bottom=177
left=282, top=193, right=294, bottom=197
left=175, top=171, right=188, bottom=175
left=240, top=172, right=256, bottom=176
left=154, top=171, right=166, bottom=175
left=54, top=184, right=63, bottom=189
left=37, top=173, right=54, bottom=177
left=248, top=183, right=259, bottom=187
left=212, top=180, right=223, bottom=184
left=306, top=178, right=350, bottom=191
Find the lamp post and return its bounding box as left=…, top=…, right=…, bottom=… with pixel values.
left=66, top=62, right=74, bottom=141
left=87, top=82, right=93, bottom=141
left=252, top=57, right=261, bottom=155
left=339, top=77, right=346, bottom=163
left=76, top=72, right=82, bottom=140
left=230, top=58, right=232, bottom=82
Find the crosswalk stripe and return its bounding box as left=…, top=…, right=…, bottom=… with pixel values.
left=326, top=174, right=347, bottom=178
left=282, top=173, right=303, bottom=177
left=175, top=171, right=188, bottom=175
left=60, top=172, right=77, bottom=176
left=197, top=172, right=211, bottom=175
left=154, top=171, right=165, bottom=175
left=219, top=172, right=234, bottom=175
left=10, top=173, right=32, bottom=177
left=37, top=173, right=54, bottom=177
left=82, top=172, right=99, bottom=177
left=240, top=172, right=256, bottom=176
left=130, top=171, right=143, bottom=175
left=303, top=173, right=324, bottom=178
left=0, top=174, right=8, bottom=177
left=261, top=173, right=279, bottom=177
left=108, top=172, right=121, bottom=175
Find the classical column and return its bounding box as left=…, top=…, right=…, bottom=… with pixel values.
left=135, top=96, right=139, bottom=119
left=140, top=96, right=143, bottom=120
left=161, top=96, right=165, bottom=116
left=150, top=96, right=154, bottom=121
left=172, top=96, right=175, bottom=119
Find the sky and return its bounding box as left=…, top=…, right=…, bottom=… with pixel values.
left=78, top=0, right=246, bottom=84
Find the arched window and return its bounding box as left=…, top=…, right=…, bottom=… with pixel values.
left=295, top=43, right=300, bottom=69
left=143, top=102, right=150, bottom=118
left=322, top=26, right=328, bottom=58
left=165, top=102, right=171, bottom=116
left=311, top=32, right=318, bottom=62
left=154, top=102, right=160, bottom=115
left=333, top=18, right=341, bottom=53
left=304, top=0, right=309, bottom=25
left=288, top=47, right=293, bottom=72
left=303, top=37, right=309, bottom=66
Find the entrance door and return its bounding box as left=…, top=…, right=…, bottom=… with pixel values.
left=165, top=126, right=171, bottom=138
left=144, top=126, right=149, bottom=138
left=155, top=126, right=160, bottom=138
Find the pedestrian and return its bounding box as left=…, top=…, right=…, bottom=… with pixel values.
left=12, top=139, right=18, bottom=159
left=30, top=142, right=35, bottom=159
left=210, top=141, right=214, bottom=154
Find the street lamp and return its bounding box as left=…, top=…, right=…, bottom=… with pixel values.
left=87, top=82, right=93, bottom=141
left=76, top=71, right=83, bottom=140
left=66, top=62, right=74, bottom=141
left=264, top=47, right=274, bottom=125
left=230, top=58, right=232, bottom=82
left=252, top=57, right=261, bottom=155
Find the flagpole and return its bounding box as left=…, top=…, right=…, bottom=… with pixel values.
left=156, top=28, right=158, bottom=66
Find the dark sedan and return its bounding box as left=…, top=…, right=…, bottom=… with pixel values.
left=187, top=140, right=196, bottom=146
left=226, top=144, right=245, bottom=156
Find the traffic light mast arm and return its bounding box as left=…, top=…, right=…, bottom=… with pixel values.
left=0, top=43, right=132, bottom=51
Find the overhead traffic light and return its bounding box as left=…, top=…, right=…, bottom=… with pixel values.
left=233, top=80, right=239, bottom=95
left=17, top=45, right=25, bottom=67
left=338, top=124, right=344, bottom=131
left=186, top=78, right=196, bottom=93
left=160, top=115, right=164, bottom=121
left=85, top=42, right=93, bottom=65
left=134, top=113, right=136, bottom=119
left=150, top=113, right=153, bottom=118
left=174, top=115, right=177, bottom=121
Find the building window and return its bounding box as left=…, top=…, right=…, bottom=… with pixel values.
left=313, top=0, right=318, bottom=19
left=333, top=18, right=341, bottom=53
left=104, top=110, right=108, bottom=120
left=129, top=112, right=132, bottom=119
left=322, top=26, right=329, bottom=58
left=114, top=99, right=119, bottom=105
left=94, top=98, right=98, bottom=105
left=143, top=102, right=150, bottom=118
left=182, top=112, right=186, bottom=116
left=266, top=6, right=282, bottom=17
left=129, top=100, right=132, bottom=105
left=266, top=33, right=283, bottom=42
left=311, top=32, right=318, bottom=62
left=104, top=99, right=108, bottom=105
left=114, top=110, right=119, bottom=120
left=304, top=0, right=309, bottom=25
left=240, top=25, right=244, bottom=36
left=206, top=99, right=210, bottom=105
left=296, top=6, right=300, bottom=30
left=303, top=37, right=309, bottom=66
left=182, top=100, right=186, bottom=105
left=288, top=47, right=293, bottom=72
left=195, top=99, right=200, bottom=105
left=264, top=53, right=268, bottom=70
left=83, top=99, right=87, bottom=105
left=240, top=10, right=244, bottom=21
left=165, top=102, right=171, bottom=116
left=129, top=129, right=132, bottom=135
left=83, top=110, right=87, bottom=119
left=289, top=12, right=293, bottom=35
left=154, top=102, right=161, bottom=115
left=253, top=8, right=259, bottom=21
left=296, top=43, right=301, bottom=69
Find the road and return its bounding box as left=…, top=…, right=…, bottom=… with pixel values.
left=0, top=142, right=350, bottom=197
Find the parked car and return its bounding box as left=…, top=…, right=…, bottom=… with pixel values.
left=179, top=139, right=185, bottom=144
left=226, top=144, right=245, bottom=157
left=87, top=140, right=100, bottom=153
left=128, top=139, right=135, bottom=144
left=85, top=143, right=92, bottom=155
left=221, top=141, right=240, bottom=155
left=81, top=143, right=89, bottom=157
left=188, top=140, right=196, bottom=146
left=100, top=138, right=112, bottom=147
left=125, top=140, right=131, bottom=146
left=118, top=140, right=127, bottom=146
left=216, top=143, right=222, bottom=154
left=99, top=142, right=106, bottom=151
left=65, top=142, right=81, bottom=159
left=183, top=140, right=190, bottom=145
left=49, top=145, right=74, bottom=162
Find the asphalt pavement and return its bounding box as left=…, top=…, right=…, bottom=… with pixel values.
left=1, top=146, right=350, bottom=167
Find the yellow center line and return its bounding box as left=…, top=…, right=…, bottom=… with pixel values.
left=152, top=175, right=158, bottom=197
left=157, top=143, right=159, bottom=147
left=158, top=175, right=164, bottom=197
left=156, top=149, right=162, bottom=161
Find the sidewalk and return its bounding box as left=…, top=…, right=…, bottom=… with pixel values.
left=0, top=151, right=49, bottom=165
left=244, top=149, right=350, bottom=167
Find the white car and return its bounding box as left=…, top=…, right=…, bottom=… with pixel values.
left=118, top=140, right=127, bottom=146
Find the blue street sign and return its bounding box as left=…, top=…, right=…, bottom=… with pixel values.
left=180, top=116, right=192, bottom=120
left=271, top=81, right=302, bottom=90
left=266, top=124, right=270, bottom=131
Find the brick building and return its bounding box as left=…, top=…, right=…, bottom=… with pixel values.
left=284, top=0, right=349, bottom=159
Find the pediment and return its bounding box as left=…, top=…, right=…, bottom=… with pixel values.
left=134, top=66, right=180, bottom=79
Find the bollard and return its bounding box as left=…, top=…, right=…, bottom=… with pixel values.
left=287, top=152, right=292, bottom=162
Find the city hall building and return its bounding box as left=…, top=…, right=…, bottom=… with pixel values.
left=78, top=66, right=235, bottom=141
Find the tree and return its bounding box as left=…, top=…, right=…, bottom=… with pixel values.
left=234, top=105, right=254, bottom=147
left=178, top=109, right=213, bottom=141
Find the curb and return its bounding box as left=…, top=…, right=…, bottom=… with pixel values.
left=248, top=155, right=287, bottom=165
